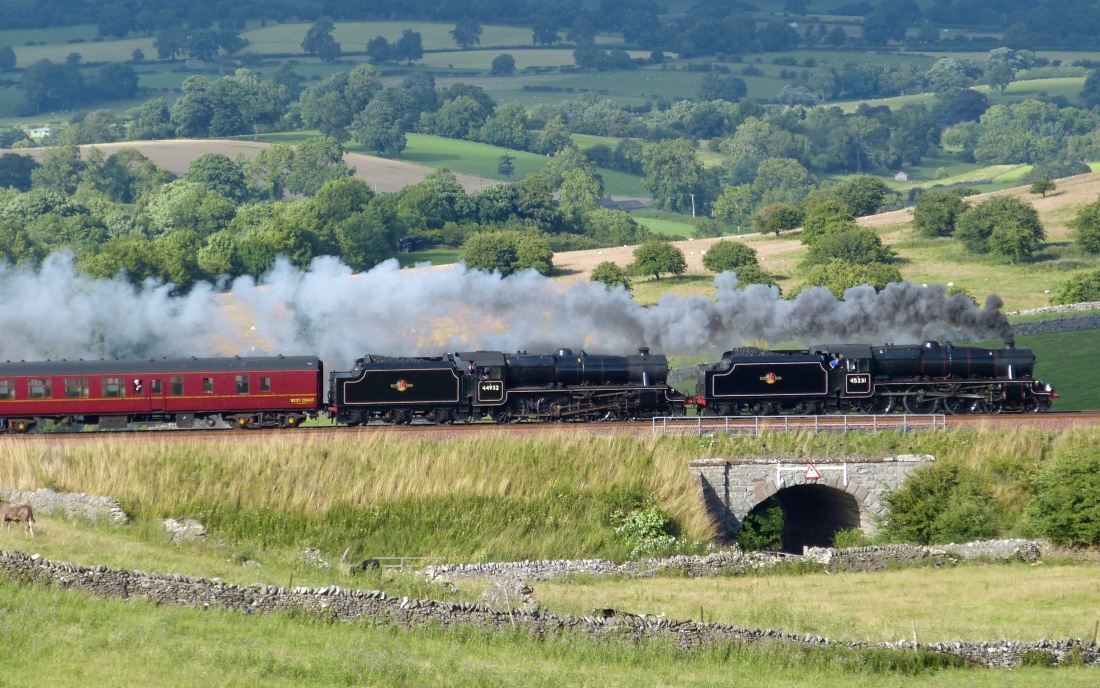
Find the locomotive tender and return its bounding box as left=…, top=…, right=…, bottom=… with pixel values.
left=0, top=341, right=1056, bottom=432
left=696, top=341, right=1057, bottom=416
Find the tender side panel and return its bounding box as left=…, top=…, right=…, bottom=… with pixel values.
left=710, top=360, right=829, bottom=398
left=339, top=366, right=461, bottom=406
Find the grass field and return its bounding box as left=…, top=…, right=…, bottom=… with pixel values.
left=634, top=216, right=697, bottom=238
left=395, top=134, right=649, bottom=197
left=12, top=577, right=1091, bottom=688
left=398, top=248, right=461, bottom=268
left=238, top=22, right=554, bottom=56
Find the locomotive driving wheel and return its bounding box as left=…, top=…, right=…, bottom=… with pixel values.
left=903, top=386, right=940, bottom=414
left=858, top=396, right=895, bottom=415
left=943, top=396, right=978, bottom=415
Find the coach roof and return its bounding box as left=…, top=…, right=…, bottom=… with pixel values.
left=0, top=356, right=321, bottom=377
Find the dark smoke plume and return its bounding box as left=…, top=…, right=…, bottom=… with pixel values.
left=0, top=254, right=1013, bottom=364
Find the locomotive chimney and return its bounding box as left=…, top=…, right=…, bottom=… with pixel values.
left=1004, top=333, right=1015, bottom=349
left=638, top=347, right=650, bottom=356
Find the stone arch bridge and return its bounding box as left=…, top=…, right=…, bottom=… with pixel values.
left=691, top=455, right=933, bottom=553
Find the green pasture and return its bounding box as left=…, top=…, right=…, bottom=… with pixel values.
left=238, top=22, right=616, bottom=56
left=397, top=248, right=462, bottom=268
left=11, top=36, right=156, bottom=66
left=394, top=134, right=648, bottom=197
left=634, top=216, right=697, bottom=238
left=11, top=577, right=1087, bottom=688
left=1005, top=329, right=1100, bottom=411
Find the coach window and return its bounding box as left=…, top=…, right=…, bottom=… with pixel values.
left=103, top=377, right=124, bottom=398
left=65, top=378, right=89, bottom=399
left=170, top=376, right=184, bottom=396
left=260, top=377, right=271, bottom=393
left=151, top=379, right=162, bottom=395
left=28, top=379, right=51, bottom=399
left=236, top=375, right=250, bottom=394
left=0, top=380, right=12, bottom=400
left=203, top=378, right=214, bottom=394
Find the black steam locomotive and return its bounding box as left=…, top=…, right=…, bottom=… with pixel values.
left=695, top=341, right=1056, bottom=416
left=329, top=348, right=684, bottom=424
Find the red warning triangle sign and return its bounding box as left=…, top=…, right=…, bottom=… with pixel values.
left=804, top=463, right=822, bottom=480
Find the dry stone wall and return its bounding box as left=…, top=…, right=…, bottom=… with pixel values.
left=0, top=486, right=127, bottom=524
left=1, top=549, right=1093, bottom=669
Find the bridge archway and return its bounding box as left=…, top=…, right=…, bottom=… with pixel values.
left=760, top=484, right=862, bottom=553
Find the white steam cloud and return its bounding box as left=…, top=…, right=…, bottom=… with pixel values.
left=0, top=253, right=1012, bottom=365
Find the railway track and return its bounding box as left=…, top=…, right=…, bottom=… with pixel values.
left=3, top=411, right=1097, bottom=444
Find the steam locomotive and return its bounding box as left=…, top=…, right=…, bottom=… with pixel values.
left=329, top=348, right=681, bottom=425
left=695, top=342, right=1057, bottom=416
left=0, top=341, right=1055, bottom=432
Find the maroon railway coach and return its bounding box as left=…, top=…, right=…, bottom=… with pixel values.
left=0, top=356, right=323, bottom=431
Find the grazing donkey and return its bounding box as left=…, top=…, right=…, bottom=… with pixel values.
left=0, top=499, right=35, bottom=537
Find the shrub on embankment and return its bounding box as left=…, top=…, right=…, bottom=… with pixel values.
left=0, top=427, right=1098, bottom=559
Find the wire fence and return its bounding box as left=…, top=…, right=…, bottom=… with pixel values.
left=651, top=414, right=947, bottom=436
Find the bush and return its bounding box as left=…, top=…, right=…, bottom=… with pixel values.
left=799, top=259, right=903, bottom=298
left=1069, top=199, right=1100, bottom=254
left=880, top=462, right=1003, bottom=545
left=803, top=225, right=895, bottom=267
left=590, top=261, right=631, bottom=291
left=728, top=264, right=778, bottom=289
left=1050, top=268, right=1100, bottom=305
left=832, top=176, right=892, bottom=216
left=462, top=230, right=553, bottom=276
left=1025, top=448, right=1100, bottom=546
left=799, top=196, right=854, bottom=246
left=955, top=196, right=1043, bottom=254
left=630, top=239, right=686, bottom=280
left=737, top=497, right=783, bottom=551
left=702, top=240, right=758, bottom=273
left=611, top=501, right=677, bottom=557
left=912, top=190, right=968, bottom=239
left=832, top=528, right=873, bottom=549
left=750, top=203, right=803, bottom=236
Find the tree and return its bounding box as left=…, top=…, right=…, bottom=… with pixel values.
left=725, top=264, right=778, bottom=289
left=750, top=203, right=803, bottom=237
left=800, top=259, right=903, bottom=298
left=799, top=197, right=854, bottom=246
left=0, top=153, right=40, bottom=191
left=351, top=96, right=407, bottom=157
left=881, top=461, right=1002, bottom=545
left=1029, top=176, right=1055, bottom=197
left=558, top=168, right=601, bottom=218
left=186, top=153, right=248, bottom=202
left=697, top=73, right=748, bottom=103
left=1050, top=268, right=1100, bottom=305
left=832, top=176, right=890, bottom=216
left=988, top=220, right=1038, bottom=262
left=630, top=240, right=686, bottom=280
left=491, top=54, right=516, bottom=75
left=1070, top=199, right=1100, bottom=254
left=394, top=30, right=423, bottom=64
left=752, top=158, right=816, bottom=207
left=481, top=102, right=531, bottom=151
left=955, top=196, right=1044, bottom=254
left=301, top=19, right=340, bottom=62
left=244, top=143, right=295, bottom=199
left=462, top=230, right=552, bottom=276
left=712, top=185, right=755, bottom=229
left=286, top=136, right=351, bottom=196
left=142, top=180, right=236, bottom=239
left=642, top=139, right=703, bottom=213
left=154, top=229, right=202, bottom=292
left=702, top=240, right=758, bottom=273
left=451, top=18, right=483, bottom=49
left=430, top=95, right=485, bottom=139
left=913, top=190, right=969, bottom=238
left=534, top=116, right=572, bottom=155
left=804, top=225, right=895, bottom=266
left=19, top=59, right=84, bottom=114
left=0, top=46, right=15, bottom=72
left=366, top=36, right=394, bottom=64
left=532, top=17, right=561, bottom=46
left=335, top=204, right=400, bottom=272
left=590, top=261, right=632, bottom=291
left=129, top=98, right=173, bottom=140
left=1026, top=448, right=1100, bottom=546
left=497, top=154, right=515, bottom=177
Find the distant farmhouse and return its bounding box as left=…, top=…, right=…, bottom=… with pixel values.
left=22, top=127, right=51, bottom=139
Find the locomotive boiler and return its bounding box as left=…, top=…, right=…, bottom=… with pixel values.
left=328, top=348, right=684, bottom=425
